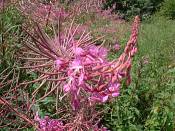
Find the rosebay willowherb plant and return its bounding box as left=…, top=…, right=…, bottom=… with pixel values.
left=0, top=1, right=140, bottom=129
left=18, top=0, right=69, bottom=26
left=15, top=15, right=140, bottom=130
left=67, top=0, right=120, bottom=21
left=69, top=0, right=104, bottom=14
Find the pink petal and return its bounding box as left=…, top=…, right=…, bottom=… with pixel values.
left=55, top=59, right=63, bottom=70
left=109, top=83, right=120, bottom=92
left=70, top=58, right=82, bottom=70
left=63, top=84, right=70, bottom=92
left=78, top=73, right=84, bottom=85
left=112, top=92, right=120, bottom=97
left=74, top=47, right=85, bottom=56
left=102, top=95, right=108, bottom=102
left=114, top=43, right=120, bottom=51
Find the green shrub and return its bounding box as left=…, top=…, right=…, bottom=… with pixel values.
left=160, top=0, right=175, bottom=19
left=103, top=0, right=163, bottom=19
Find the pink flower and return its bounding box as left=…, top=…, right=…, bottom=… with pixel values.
left=109, top=83, right=120, bottom=92
left=102, top=95, right=109, bottom=102
left=55, top=59, right=64, bottom=70
left=23, top=15, right=140, bottom=110
left=73, top=47, right=85, bottom=56
left=99, top=47, right=108, bottom=58
left=71, top=96, right=80, bottom=110
left=112, top=92, right=120, bottom=97
left=114, top=42, right=120, bottom=51
left=89, top=93, right=109, bottom=103
left=70, top=59, right=83, bottom=70
left=63, top=84, right=71, bottom=92
left=131, top=47, right=138, bottom=56
left=78, top=72, right=85, bottom=85
left=89, top=45, right=108, bottom=58
left=34, top=112, right=63, bottom=131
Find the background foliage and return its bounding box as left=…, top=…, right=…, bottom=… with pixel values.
left=160, top=0, right=175, bottom=19
left=103, top=0, right=163, bottom=19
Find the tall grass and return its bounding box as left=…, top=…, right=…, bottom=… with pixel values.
left=103, top=16, right=175, bottom=130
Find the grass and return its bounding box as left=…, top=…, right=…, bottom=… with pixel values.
left=102, top=16, right=175, bottom=130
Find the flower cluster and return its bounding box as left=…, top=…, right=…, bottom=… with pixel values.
left=19, top=1, right=69, bottom=25
left=35, top=112, right=64, bottom=131
left=69, top=0, right=120, bottom=21
left=34, top=111, right=108, bottom=131
left=23, top=16, right=140, bottom=110
left=20, top=5, right=140, bottom=128
left=58, top=16, right=139, bottom=109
